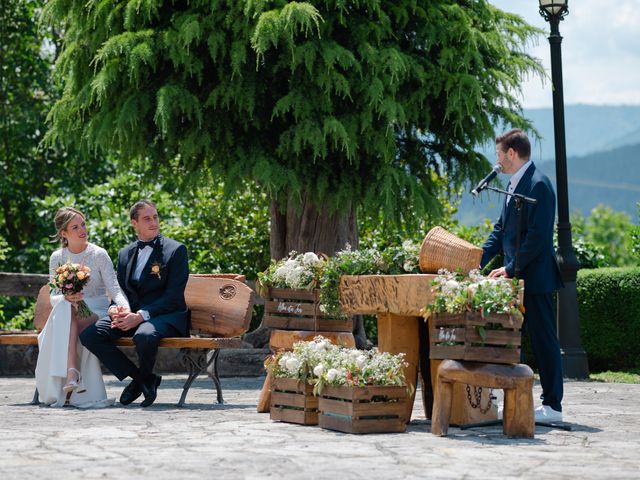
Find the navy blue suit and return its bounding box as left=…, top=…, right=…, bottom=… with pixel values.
left=481, top=162, right=564, bottom=411
left=81, top=235, right=189, bottom=381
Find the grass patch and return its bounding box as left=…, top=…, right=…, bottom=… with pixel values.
left=589, top=371, right=640, bottom=384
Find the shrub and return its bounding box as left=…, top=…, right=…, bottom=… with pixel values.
left=571, top=205, right=635, bottom=267
left=572, top=236, right=608, bottom=269
left=35, top=173, right=271, bottom=279
left=577, top=267, right=640, bottom=371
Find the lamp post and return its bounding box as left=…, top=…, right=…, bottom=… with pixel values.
left=538, top=0, right=589, bottom=378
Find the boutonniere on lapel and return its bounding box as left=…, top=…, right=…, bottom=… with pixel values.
left=150, top=261, right=164, bottom=279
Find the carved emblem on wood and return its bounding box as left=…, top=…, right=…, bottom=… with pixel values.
left=219, top=284, right=237, bottom=300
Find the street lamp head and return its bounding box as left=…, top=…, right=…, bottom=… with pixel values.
left=539, top=0, right=569, bottom=22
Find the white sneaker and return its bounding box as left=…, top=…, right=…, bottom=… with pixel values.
left=535, top=405, right=563, bottom=423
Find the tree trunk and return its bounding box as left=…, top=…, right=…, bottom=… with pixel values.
left=269, top=192, right=359, bottom=258
left=245, top=191, right=369, bottom=349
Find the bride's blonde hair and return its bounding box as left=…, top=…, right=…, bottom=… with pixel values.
left=51, top=207, right=85, bottom=248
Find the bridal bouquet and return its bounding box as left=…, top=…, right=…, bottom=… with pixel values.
left=49, top=262, right=93, bottom=318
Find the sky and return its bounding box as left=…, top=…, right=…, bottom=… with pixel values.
left=488, top=0, right=640, bottom=108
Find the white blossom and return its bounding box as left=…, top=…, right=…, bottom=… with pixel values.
left=278, top=355, right=289, bottom=368
left=285, top=357, right=300, bottom=373
left=444, top=280, right=459, bottom=291
left=273, top=265, right=289, bottom=283
left=303, top=252, right=320, bottom=266
left=403, top=260, right=415, bottom=272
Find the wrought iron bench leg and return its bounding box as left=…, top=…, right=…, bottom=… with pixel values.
left=31, top=388, right=40, bottom=405
left=207, top=349, right=223, bottom=404
left=177, top=348, right=219, bottom=407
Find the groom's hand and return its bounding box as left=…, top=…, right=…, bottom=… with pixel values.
left=111, top=312, right=144, bottom=331
left=488, top=267, right=509, bottom=278
left=108, top=305, right=130, bottom=320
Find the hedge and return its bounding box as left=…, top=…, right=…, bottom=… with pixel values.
left=577, top=267, right=640, bottom=371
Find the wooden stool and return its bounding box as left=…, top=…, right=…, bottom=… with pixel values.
left=432, top=360, right=535, bottom=438
left=256, top=329, right=356, bottom=412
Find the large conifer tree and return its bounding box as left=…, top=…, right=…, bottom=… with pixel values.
left=43, top=0, right=542, bottom=257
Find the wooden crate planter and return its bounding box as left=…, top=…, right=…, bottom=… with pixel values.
left=264, top=287, right=353, bottom=332
left=318, top=385, right=409, bottom=434
left=270, top=377, right=318, bottom=425
left=430, top=312, right=523, bottom=365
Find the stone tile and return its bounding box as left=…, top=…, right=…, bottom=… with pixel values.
left=1, top=376, right=639, bottom=479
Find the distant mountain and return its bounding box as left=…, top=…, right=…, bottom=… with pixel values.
left=457, top=141, right=640, bottom=226
left=476, top=104, right=640, bottom=162
left=530, top=105, right=640, bottom=160
left=600, top=127, right=640, bottom=152
left=541, top=143, right=640, bottom=219
left=458, top=104, right=640, bottom=226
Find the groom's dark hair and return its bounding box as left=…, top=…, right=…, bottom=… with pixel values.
left=496, top=128, right=531, bottom=160
left=130, top=199, right=157, bottom=220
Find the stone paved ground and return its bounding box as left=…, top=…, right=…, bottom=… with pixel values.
left=1, top=375, right=639, bottom=479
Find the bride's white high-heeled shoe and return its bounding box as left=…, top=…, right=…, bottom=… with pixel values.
left=63, top=368, right=86, bottom=394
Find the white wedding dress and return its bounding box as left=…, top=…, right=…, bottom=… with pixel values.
left=35, top=243, right=129, bottom=408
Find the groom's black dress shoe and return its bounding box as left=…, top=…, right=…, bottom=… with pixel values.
left=120, top=379, right=143, bottom=405
left=141, top=374, right=162, bottom=407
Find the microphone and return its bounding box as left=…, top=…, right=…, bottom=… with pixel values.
left=471, top=164, right=502, bottom=197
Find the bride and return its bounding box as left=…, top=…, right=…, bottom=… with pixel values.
left=35, top=207, right=130, bottom=408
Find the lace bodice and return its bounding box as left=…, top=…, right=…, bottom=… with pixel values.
left=49, top=243, right=129, bottom=308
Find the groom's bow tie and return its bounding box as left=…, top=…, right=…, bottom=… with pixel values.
left=137, top=239, right=157, bottom=250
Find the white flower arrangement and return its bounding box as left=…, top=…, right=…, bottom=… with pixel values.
left=314, top=347, right=408, bottom=392
left=265, top=336, right=338, bottom=383
left=264, top=336, right=408, bottom=394
left=424, top=269, right=470, bottom=315
left=257, top=242, right=422, bottom=317
left=399, top=240, right=421, bottom=273
left=423, top=269, right=523, bottom=319
left=467, top=269, right=522, bottom=315
left=257, top=251, right=325, bottom=295
left=265, top=335, right=407, bottom=392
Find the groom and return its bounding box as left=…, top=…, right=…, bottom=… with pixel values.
left=81, top=200, right=189, bottom=407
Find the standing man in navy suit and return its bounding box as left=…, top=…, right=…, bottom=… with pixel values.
left=81, top=200, right=189, bottom=407
left=480, top=129, right=564, bottom=422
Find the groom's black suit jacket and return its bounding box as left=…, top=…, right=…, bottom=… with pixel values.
left=116, top=234, right=189, bottom=336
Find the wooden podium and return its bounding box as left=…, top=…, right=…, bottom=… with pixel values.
left=339, top=274, right=496, bottom=425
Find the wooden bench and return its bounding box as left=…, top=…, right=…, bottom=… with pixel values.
left=0, top=272, right=254, bottom=407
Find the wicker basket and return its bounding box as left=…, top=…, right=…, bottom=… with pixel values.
left=419, top=226, right=482, bottom=274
